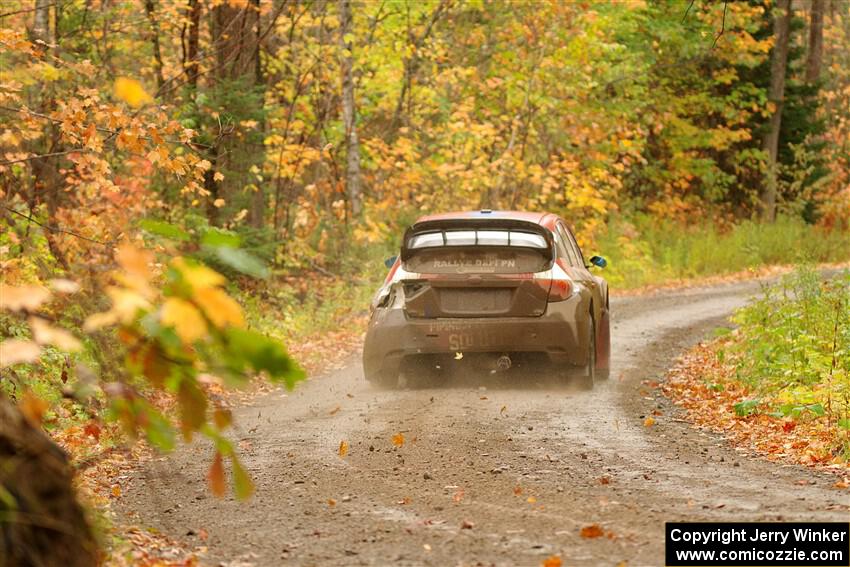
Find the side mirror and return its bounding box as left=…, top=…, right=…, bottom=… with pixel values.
left=384, top=255, right=398, bottom=269
left=589, top=255, right=607, bottom=269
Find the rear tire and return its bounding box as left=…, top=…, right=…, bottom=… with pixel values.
left=576, top=314, right=596, bottom=390
left=368, top=370, right=399, bottom=390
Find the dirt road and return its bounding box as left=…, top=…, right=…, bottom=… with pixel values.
left=117, top=279, right=849, bottom=566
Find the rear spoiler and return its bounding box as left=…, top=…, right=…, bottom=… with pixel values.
left=400, top=218, right=555, bottom=262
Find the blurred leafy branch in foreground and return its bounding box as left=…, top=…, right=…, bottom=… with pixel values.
left=1, top=227, right=304, bottom=499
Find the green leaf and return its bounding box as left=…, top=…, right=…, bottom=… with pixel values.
left=212, top=246, right=269, bottom=278
left=231, top=455, right=254, bottom=500
left=201, top=229, right=241, bottom=248
left=838, top=418, right=850, bottom=430
left=804, top=403, right=825, bottom=416
left=733, top=399, right=760, bottom=417
left=178, top=379, right=207, bottom=439
left=225, top=328, right=305, bottom=389
left=139, top=219, right=191, bottom=241
left=143, top=407, right=176, bottom=452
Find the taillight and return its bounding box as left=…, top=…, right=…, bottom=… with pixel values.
left=547, top=278, right=573, bottom=302
left=534, top=260, right=574, bottom=302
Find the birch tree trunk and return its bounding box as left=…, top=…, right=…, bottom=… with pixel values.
left=760, top=0, right=793, bottom=221
left=339, top=0, right=363, bottom=218
left=32, top=0, right=50, bottom=43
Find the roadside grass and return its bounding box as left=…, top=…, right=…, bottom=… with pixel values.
left=598, top=216, right=850, bottom=289
left=663, top=267, right=850, bottom=467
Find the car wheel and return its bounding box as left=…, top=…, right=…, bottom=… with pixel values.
left=368, top=370, right=399, bottom=390
left=577, top=314, right=596, bottom=390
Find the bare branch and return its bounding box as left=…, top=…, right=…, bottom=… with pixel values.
left=711, top=1, right=728, bottom=49
left=3, top=206, right=111, bottom=246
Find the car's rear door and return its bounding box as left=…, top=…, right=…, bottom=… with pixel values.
left=399, top=219, right=555, bottom=319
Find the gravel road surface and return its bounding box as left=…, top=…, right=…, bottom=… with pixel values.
left=117, top=279, right=849, bottom=566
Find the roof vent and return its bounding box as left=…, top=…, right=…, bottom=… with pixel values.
left=480, top=209, right=492, bottom=214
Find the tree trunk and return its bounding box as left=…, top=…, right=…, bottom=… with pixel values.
left=184, top=0, right=201, bottom=91
left=32, top=0, right=50, bottom=44
left=0, top=395, right=98, bottom=566
left=249, top=0, right=265, bottom=229
left=760, top=0, right=793, bottom=221
left=210, top=1, right=265, bottom=228
left=805, top=0, right=824, bottom=83
left=339, top=0, right=363, bottom=218
left=144, top=0, right=166, bottom=92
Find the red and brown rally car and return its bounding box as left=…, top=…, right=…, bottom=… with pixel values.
left=363, top=210, right=610, bottom=388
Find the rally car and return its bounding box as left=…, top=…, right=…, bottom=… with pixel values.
left=363, top=210, right=610, bottom=388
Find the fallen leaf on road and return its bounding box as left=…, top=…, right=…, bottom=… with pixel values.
left=599, top=476, right=610, bottom=485
left=500, top=405, right=507, bottom=415
left=208, top=452, right=227, bottom=497
left=526, top=496, right=537, bottom=504
left=644, top=416, right=656, bottom=427
left=329, top=405, right=341, bottom=415
left=452, top=489, right=464, bottom=503
left=328, top=499, right=336, bottom=506
left=338, top=440, right=349, bottom=457
left=833, top=479, right=849, bottom=489
left=392, top=432, right=405, bottom=447
left=542, top=556, right=562, bottom=567
left=513, top=486, right=522, bottom=496
left=111, top=485, right=121, bottom=497
left=460, top=520, right=474, bottom=529
left=580, top=524, right=604, bottom=538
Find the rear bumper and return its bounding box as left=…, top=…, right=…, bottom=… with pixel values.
left=362, top=295, right=590, bottom=381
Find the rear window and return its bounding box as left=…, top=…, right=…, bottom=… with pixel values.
left=408, top=230, right=547, bottom=250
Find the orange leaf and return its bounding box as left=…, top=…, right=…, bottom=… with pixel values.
left=84, top=422, right=101, bottom=441
left=208, top=452, right=226, bottom=497
left=213, top=408, right=233, bottom=430
left=111, top=485, right=122, bottom=498
left=542, top=556, right=563, bottom=567
left=113, top=77, right=152, bottom=108
left=392, top=432, right=405, bottom=447
left=643, top=416, right=656, bottom=427
left=20, top=392, right=48, bottom=426
left=513, top=486, right=523, bottom=496
left=338, top=440, right=349, bottom=457
left=580, top=524, right=604, bottom=538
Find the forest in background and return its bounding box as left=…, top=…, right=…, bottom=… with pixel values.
left=1, top=0, right=850, bottom=563
left=1, top=0, right=849, bottom=270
